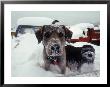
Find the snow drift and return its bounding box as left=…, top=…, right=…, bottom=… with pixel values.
left=11, top=33, right=100, bottom=77
left=17, top=17, right=54, bottom=26
left=69, top=23, right=95, bottom=39
left=11, top=22, right=100, bottom=77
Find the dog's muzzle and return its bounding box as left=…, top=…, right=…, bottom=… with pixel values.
left=82, top=51, right=95, bottom=63
left=50, top=44, right=62, bottom=56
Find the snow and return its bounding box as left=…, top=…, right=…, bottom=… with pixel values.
left=17, top=17, right=54, bottom=26
left=69, top=25, right=86, bottom=39
left=94, top=27, right=100, bottom=30
left=75, top=23, right=94, bottom=29
left=11, top=30, right=16, bottom=32
left=11, top=33, right=100, bottom=77
left=69, top=23, right=95, bottom=39
left=11, top=27, right=16, bottom=32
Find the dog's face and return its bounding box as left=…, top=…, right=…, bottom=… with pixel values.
left=81, top=45, right=95, bottom=63
left=35, top=25, right=73, bottom=57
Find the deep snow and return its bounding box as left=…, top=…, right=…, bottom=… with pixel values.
left=69, top=23, right=98, bottom=39
left=11, top=33, right=100, bottom=77
left=17, top=17, right=54, bottom=26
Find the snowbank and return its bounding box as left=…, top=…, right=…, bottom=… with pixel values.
left=75, top=23, right=94, bottom=29
left=11, top=22, right=100, bottom=77
left=69, top=25, right=85, bottom=39
left=94, top=27, right=100, bottom=30
left=11, top=33, right=100, bottom=77
left=17, top=17, right=54, bottom=26
left=69, top=23, right=95, bottom=39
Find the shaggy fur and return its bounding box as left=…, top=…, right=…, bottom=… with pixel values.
left=65, top=45, right=95, bottom=71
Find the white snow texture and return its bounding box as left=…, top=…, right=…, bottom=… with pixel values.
left=11, top=23, right=100, bottom=77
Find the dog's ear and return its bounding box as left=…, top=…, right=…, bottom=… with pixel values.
left=62, top=25, right=73, bottom=39
left=35, top=27, right=43, bottom=44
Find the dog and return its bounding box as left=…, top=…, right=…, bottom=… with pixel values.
left=35, top=25, right=73, bottom=74
left=65, top=45, right=95, bottom=71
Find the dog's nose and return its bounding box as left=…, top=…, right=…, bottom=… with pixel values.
left=51, top=44, right=60, bottom=51
left=88, top=54, right=92, bottom=57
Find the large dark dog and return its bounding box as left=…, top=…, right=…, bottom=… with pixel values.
left=35, top=25, right=73, bottom=74
left=65, top=45, right=95, bottom=71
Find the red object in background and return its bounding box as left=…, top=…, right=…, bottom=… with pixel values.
left=79, top=37, right=90, bottom=42
left=67, top=28, right=100, bottom=45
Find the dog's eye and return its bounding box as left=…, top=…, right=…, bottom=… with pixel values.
left=59, top=32, right=64, bottom=37
left=44, top=32, right=51, bottom=38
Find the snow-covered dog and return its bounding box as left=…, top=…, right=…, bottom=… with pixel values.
left=65, top=45, right=95, bottom=71
left=35, top=25, right=72, bottom=74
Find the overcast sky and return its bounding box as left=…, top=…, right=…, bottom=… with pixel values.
left=11, top=11, right=100, bottom=28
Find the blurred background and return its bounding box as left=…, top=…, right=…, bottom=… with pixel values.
left=11, top=11, right=100, bottom=28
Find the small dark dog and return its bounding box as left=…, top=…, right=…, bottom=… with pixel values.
left=65, top=45, right=95, bottom=71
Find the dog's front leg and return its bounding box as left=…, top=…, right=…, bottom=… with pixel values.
left=77, top=62, right=82, bottom=73
left=58, top=58, right=66, bottom=74
left=44, top=60, right=50, bottom=71
left=43, top=49, right=50, bottom=71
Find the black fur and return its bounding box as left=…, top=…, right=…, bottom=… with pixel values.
left=65, top=45, right=95, bottom=71
left=52, top=20, right=59, bottom=24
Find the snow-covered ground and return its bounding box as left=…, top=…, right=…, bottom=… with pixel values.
left=11, top=33, right=100, bottom=77
left=17, top=17, right=54, bottom=26
left=69, top=23, right=97, bottom=39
